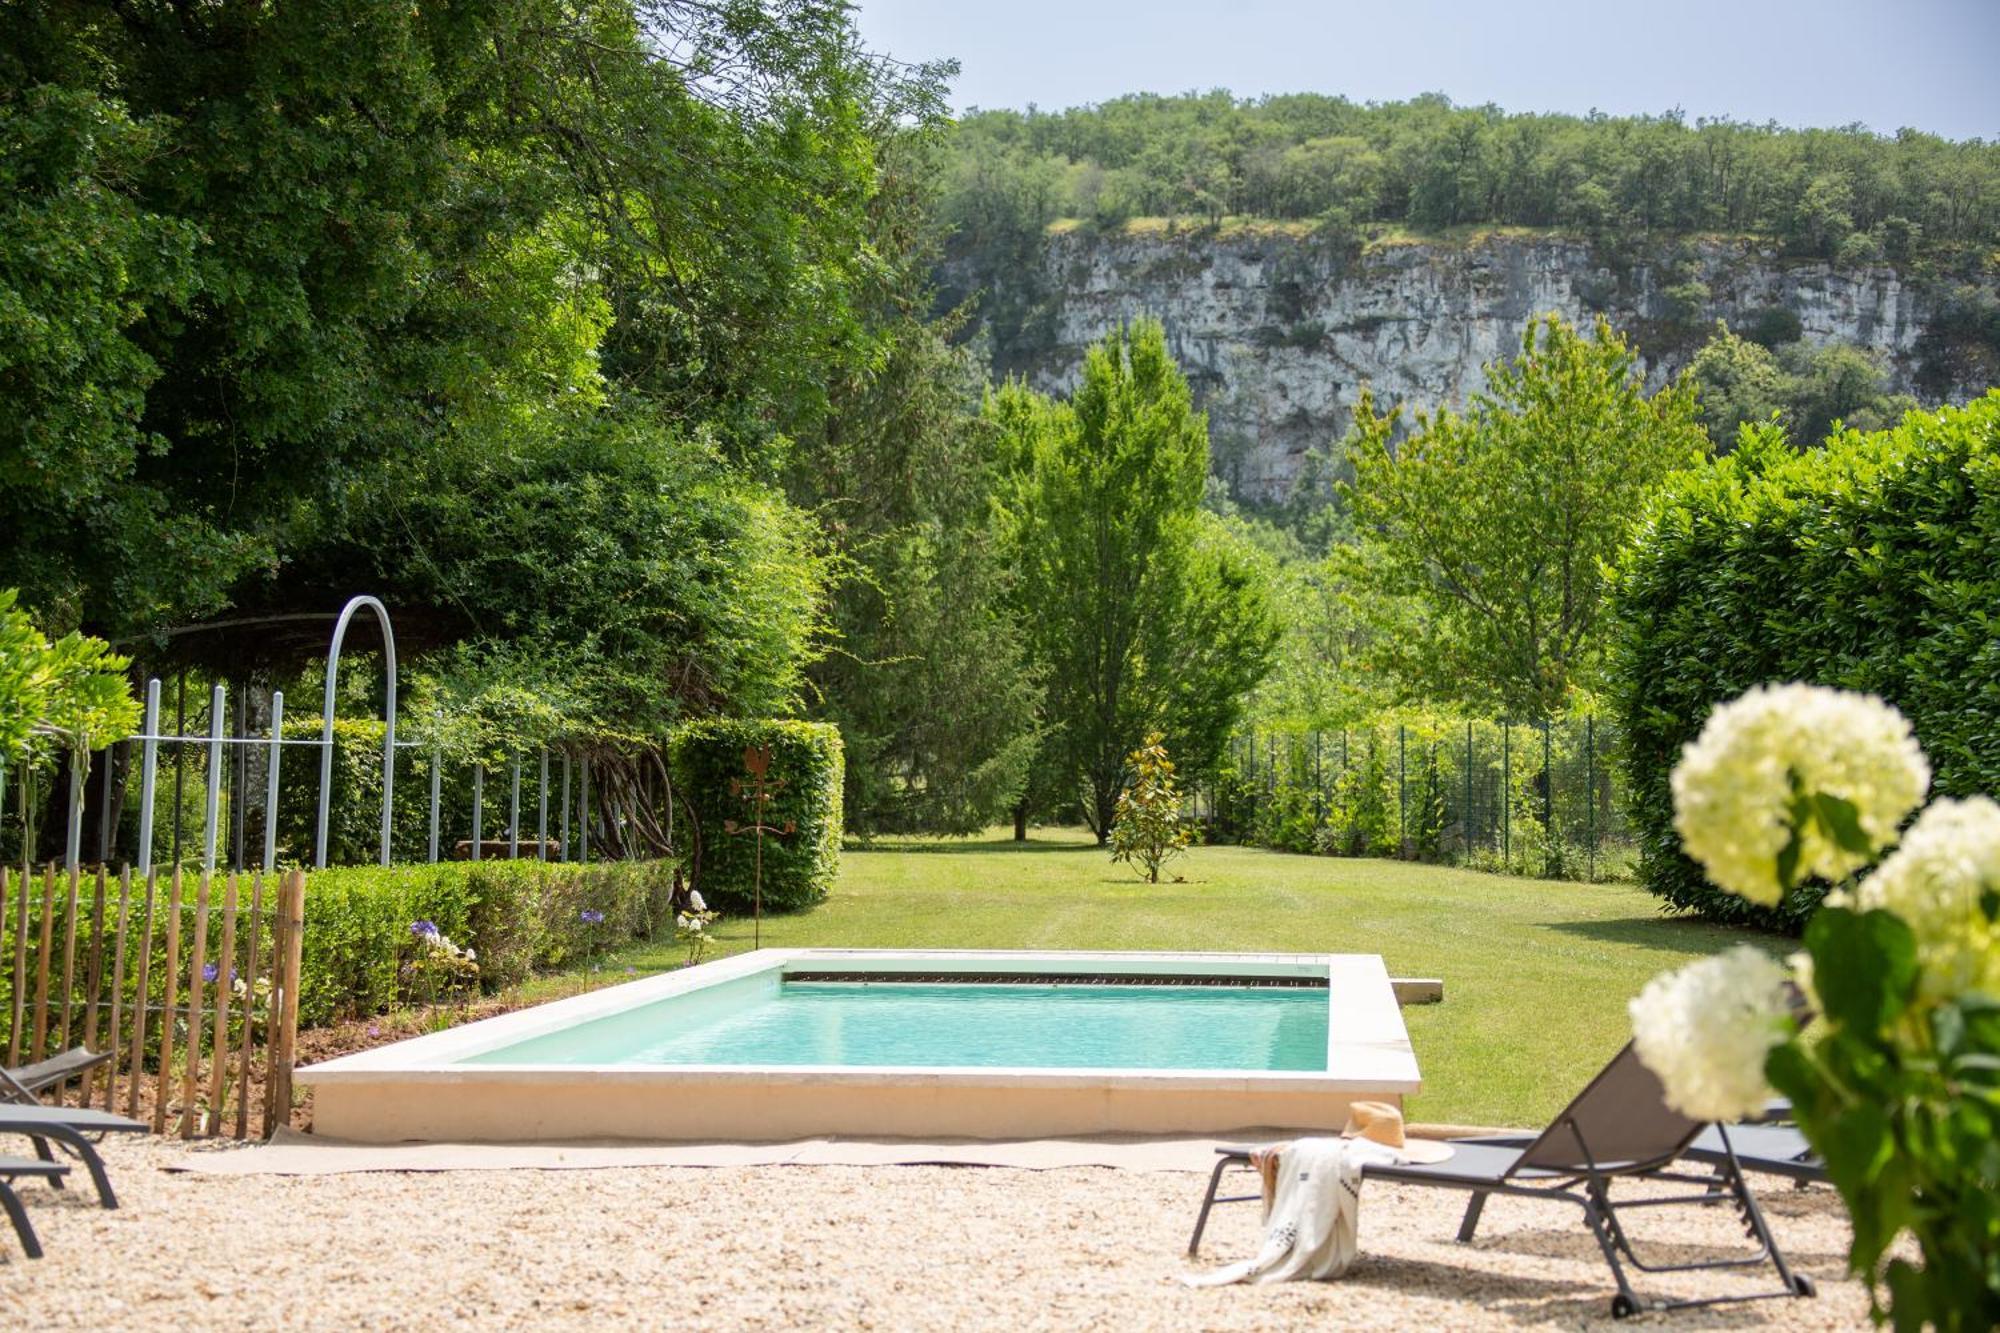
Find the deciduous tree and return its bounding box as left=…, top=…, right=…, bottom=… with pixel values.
left=1342, top=314, right=1709, bottom=719
left=994, top=320, right=1277, bottom=840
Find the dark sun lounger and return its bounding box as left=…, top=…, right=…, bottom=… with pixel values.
left=1188, top=1042, right=1816, bottom=1320
left=0, top=1046, right=115, bottom=1106
left=0, top=1103, right=148, bottom=1209
left=0, top=1155, right=70, bottom=1258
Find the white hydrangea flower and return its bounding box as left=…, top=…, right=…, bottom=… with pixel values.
left=1671, top=684, right=1930, bottom=905
left=1630, top=946, right=1794, bottom=1121
left=1848, top=796, right=2000, bottom=1000
left=688, top=890, right=706, bottom=913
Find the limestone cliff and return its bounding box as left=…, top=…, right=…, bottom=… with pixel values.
left=952, top=225, right=1995, bottom=502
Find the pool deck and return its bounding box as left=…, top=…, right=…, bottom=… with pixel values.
left=298, top=949, right=1423, bottom=1143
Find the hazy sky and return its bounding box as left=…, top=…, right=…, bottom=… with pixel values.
left=852, top=0, right=2000, bottom=141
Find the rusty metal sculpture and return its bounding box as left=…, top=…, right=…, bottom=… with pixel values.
left=722, top=744, right=794, bottom=949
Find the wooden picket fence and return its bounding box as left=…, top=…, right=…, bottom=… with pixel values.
left=0, top=864, right=304, bottom=1139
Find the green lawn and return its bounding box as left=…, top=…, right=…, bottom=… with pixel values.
left=588, top=828, right=1774, bottom=1127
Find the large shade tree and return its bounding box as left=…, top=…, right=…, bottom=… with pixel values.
left=992, top=320, right=1276, bottom=841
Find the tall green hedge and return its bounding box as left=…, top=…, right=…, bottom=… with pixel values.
left=1607, top=394, right=2000, bottom=928
left=669, top=719, right=842, bottom=914
left=299, top=859, right=677, bottom=1027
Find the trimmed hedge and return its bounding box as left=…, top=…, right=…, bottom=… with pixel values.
left=1607, top=394, right=2000, bottom=929
left=670, top=718, right=842, bottom=914
left=299, top=859, right=677, bottom=1027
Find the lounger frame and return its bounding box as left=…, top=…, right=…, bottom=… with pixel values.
left=1187, top=1043, right=1817, bottom=1319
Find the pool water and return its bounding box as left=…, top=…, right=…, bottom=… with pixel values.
left=460, top=980, right=1330, bottom=1072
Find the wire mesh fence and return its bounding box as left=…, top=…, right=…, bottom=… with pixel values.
left=1197, top=716, right=1635, bottom=882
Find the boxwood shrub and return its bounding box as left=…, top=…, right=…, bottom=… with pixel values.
left=1606, top=394, right=2000, bottom=929
left=669, top=718, right=842, bottom=914
left=299, top=858, right=677, bottom=1026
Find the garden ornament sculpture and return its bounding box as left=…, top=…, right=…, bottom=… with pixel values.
left=723, top=744, right=794, bottom=948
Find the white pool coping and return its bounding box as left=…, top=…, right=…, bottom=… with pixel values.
left=298, top=949, right=1423, bottom=1142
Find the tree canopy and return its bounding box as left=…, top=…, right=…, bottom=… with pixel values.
left=0, top=1, right=956, bottom=755
left=1341, top=314, right=1711, bottom=720
left=991, top=320, right=1277, bottom=839
left=943, top=90, right=2000, bottom=256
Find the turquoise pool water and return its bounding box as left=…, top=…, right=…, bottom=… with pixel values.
left=460, top=980, right=1329, bottom=1071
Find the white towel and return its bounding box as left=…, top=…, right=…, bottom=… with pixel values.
left=1184, top=1136, right=1396, bottom=1286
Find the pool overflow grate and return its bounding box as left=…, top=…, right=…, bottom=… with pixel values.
left=779, top=971, right=1328, bottom=989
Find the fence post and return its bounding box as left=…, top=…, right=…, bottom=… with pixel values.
left=1542, top=720, right=1553, bottom=875
left=266, top=869, right=305, bottom=1138
left=152, top=868, right=182, bottom=1134
left=509, top=755, right=521, bottom=861
left=263, top=691, right=285, bottom=873
left=559, top=753, right=571, bottom=860
left=101, top=867, right=131, bottom=1114
left=1464, top=721, right=1474, bottom=861
left=579, top=757, right=590, bottom=865
left=538, top=749, right=550, bottom=861
left=231, top=688, right=249, bottom=871
left=471, top=763, right=483, bottom=862
left=179, top=870, right=210, bottom=1138
left=427, top=714, right=441, bottom=865
left=1501, top=721, right=1511, bottom=868
left=1397, top=725, right=1407, bottom=854
left=204, top=684, right=225, bottom=875
left=1313, top=731, right=1325, bottom=830
left=172, top=671, right=186, bottom=869
left=1586, top=714, right=1597, bottom=882
left=98, top=742, right=116, bottom=865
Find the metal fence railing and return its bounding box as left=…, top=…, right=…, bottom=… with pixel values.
left=1196, top=717, right=1634, bottom=882
left=0, top=597, right=635, bottom=878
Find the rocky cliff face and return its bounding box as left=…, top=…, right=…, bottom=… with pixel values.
left=961, top=227, right=1989, bottom=502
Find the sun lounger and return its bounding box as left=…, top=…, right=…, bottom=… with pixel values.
left=1188, top=1042, right=1815, bottom=1319
left=0, top=1103, right=148, bottom=1209
left=0, top=1046, right=114, bottom=1106
left=1455, top=1118, right=1824, bottom=1192
left=0, top=1155, right=70, bottom=1258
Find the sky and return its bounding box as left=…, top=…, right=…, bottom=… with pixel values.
left=852, top=0, right=2000, bottom=141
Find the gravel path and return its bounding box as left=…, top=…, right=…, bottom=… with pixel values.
left=11, top=1136, right=1871, bottom=1329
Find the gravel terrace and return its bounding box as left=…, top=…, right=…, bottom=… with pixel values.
left=5, top=1135, right=1875, bottom=1329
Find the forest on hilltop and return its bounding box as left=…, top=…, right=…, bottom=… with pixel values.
left=942, top=91, right=2000, bottom=259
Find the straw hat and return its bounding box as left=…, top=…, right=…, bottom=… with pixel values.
left=1341, top=1101, right=1454, bottom=1164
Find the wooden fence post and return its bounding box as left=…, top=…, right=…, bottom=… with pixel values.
left=31, top=866, right=55, bottom=1063
left=2, top=865, right=17, bottom=1068
left=234, top=872, right=264, bottom=1140
left=102, top=868, right=133, bottom=1114
left=206, top=874, right=238, bottom=1136
left=264, top=870, right=305, bottom=1138
left=77, top=867, right=107, bottom=1105
left=153, top=868, right=183, bottom=1135
left=56, top=865, right=81, bottom=1065
left=179, top=873, right=211, bottom=1138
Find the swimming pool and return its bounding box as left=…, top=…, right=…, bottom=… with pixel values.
left=461, top=979, right=1332, bottom=1071
left=299, top=949, right=1423, bottom=1142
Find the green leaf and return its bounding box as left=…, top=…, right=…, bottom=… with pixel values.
left=1776, top=825, right=1804, bottom=894
left=1811, top=791, right=1874, bottom=856
left=1807, top=907, right=1919, bottom=1032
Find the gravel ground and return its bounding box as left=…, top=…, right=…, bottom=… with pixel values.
left=10, top=1136, right=1871, bottom=1329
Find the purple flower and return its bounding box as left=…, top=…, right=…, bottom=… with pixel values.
left=410, top=920, right=440, bottom=938
left=366, top=1025, right=381, bottom=1038
left=579, top=909, right=605, bottom=925
left=202, top=962, right=220, bottom=983
left=624, top=966, right=637, bottom=975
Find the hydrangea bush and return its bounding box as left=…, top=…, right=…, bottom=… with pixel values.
left=1632, top=684, right=1999, bottom=1329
